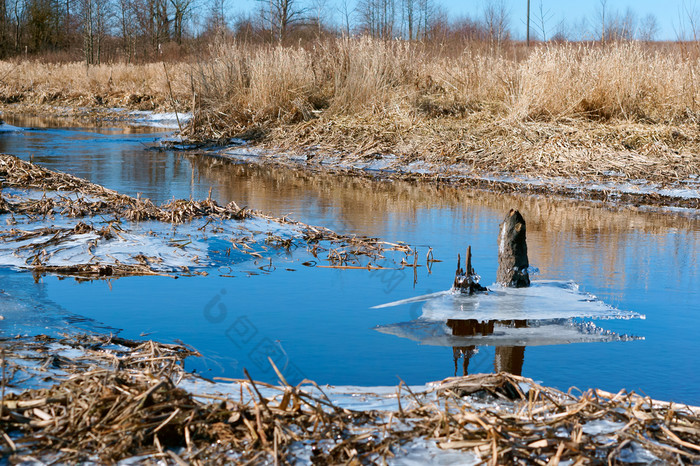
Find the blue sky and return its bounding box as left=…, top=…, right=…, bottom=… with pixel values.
left=466, top=0, right=695, bottom=41
left=229, top=0, right=699, bottom=41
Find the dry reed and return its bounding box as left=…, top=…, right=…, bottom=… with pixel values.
left=2, top=333, right=699, bottom=464
left=3, top=40, right=700, bottom=182
left=0, top=61, right=191, bottom=111
left=188, top=39, right=700, bottom=183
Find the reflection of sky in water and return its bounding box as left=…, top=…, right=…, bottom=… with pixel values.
left=0, top=117, right=699, bottom=404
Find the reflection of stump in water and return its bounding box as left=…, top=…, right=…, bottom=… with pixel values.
left=494, top=320, right=527, bottom=376
left=447, top=319, right=527, bottom=376
left=494, top=346, right=525, bottom=375
left=497, top=209, right=530, bottom=288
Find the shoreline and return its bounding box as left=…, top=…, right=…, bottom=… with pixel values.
left=2, top=106, right=700, bottom=462
left=2, top=103, right=699, bottom=212
left=215, top=144, right=700, bottom=212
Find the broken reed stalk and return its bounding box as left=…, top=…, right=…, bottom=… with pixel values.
left=162, top=62, right=183, bottom=134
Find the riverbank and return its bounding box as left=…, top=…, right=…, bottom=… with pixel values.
left=2, top=41, right=700, bottom=211
left=2, top=333, right=699, bottom=464
left=3, top=102, right=698, bottom=211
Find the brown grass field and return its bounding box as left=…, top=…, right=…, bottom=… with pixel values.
left=2, top=38, right=700, bottom=183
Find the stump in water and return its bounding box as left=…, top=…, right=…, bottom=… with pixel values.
left=454, top=246, right=488, bottom=294
left=496, top=210, right=530, bottom=288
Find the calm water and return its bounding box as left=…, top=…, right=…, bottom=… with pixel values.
left=1, top=116, right=699, bottom=404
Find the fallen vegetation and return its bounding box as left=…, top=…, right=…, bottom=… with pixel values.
left=1, top=333, right=699, bottom=464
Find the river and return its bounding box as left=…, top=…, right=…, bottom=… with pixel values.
left=1, top=115, right=698, bottom=404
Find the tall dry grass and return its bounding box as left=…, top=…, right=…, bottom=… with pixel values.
left=0, top=61, right=191, bottom=109
left=188, top=38, right=700, bottom=181
left=193, top=39, right=700, bottom=131
left=2, top=39, right=699, bottom=180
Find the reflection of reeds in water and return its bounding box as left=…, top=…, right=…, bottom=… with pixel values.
left=185, top=154, right=700, bottom=290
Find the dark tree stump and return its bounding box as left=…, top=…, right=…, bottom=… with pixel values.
left=453, top=245, right=488, bottom=294
left=496, top=209, right=530, bottom=288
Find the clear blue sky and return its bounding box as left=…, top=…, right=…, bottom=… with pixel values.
left=456, top=0, right=694, bottom=41
left=229, top=0, right=698, bottom=41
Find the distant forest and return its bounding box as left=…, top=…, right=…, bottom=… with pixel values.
left=0, top=0, right=667, bottom=63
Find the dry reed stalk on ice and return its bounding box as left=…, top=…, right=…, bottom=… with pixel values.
left=1, top=334, right=699, bottom=464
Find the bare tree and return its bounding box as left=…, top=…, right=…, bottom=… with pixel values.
left=204, top=0, right=228, bottom=38
left=135, top=0, right=170, bottom=55
left=550, top=17, right=569, bottom=42
left=117, top=0, right=137, bottom=61
left=78, top=0, right=111, bottom=64
left=357, top=0, right=395, bottom=39
left=482, top=0, right=509, bottom=46
left=169, top=0, right=191, bottom=44
left=533, top=0, right=553, bottom=41
left=309, top=0, right=329, bottom=35
left=257, top=0, right=303, bottom=42
left=401, top=0, right=416, bottom=40
left=596, top=0, right=607, bottom=43
left=337, top=0, right=352, bottom=36
left=676, top=1, right=700, bottom=41
left=638, top=13, right=659, bottom=41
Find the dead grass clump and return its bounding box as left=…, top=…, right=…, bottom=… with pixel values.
left=191, top=39, right=700, bottom=137
left=509, top=43, right=696, bottom=122
left=2, top=338, right=699, bottom=465
left=186, top=39, right=700, bottom=184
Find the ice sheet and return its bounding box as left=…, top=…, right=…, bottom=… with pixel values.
left=388, top=438, right=479, bottom=465
left=375, top=319, right=643, bottom=347
left=0, top=122, right=22, bottom=132
left=373, top=281, right=644, bottom=321
left=127, top=110, right=192, bottom=129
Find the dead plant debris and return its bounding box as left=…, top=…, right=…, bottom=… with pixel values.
left=1, top=334, right=698, bottom=464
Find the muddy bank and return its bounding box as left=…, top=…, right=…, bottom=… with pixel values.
left=1, top=333, right=699, bottom=464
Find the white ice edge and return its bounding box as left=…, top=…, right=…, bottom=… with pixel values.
left=217, top=146, right=700, bottom=205
left=0, top=213, right=301, bottom=272
left=373, top=281, right=645, bottom=321
left=0, top=122, right=23, bottom=132
left=126, top=110, right=193, bottom=129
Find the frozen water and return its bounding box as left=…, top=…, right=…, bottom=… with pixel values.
left=616, top=441, right=662, bottom=464
left=0, top=212, right=301, bottom=273
left=387, top=438, right=479, bottom=465
left=127, top=111, right=192, bottom=129
left=0, top=122, right=22, bottom=132
left=581, top=419, right=627, bottom=435
left=373, top=281, right=645, bottom=321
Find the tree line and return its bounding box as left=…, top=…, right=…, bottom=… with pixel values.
left=0, top=0, right=664, bottom=63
